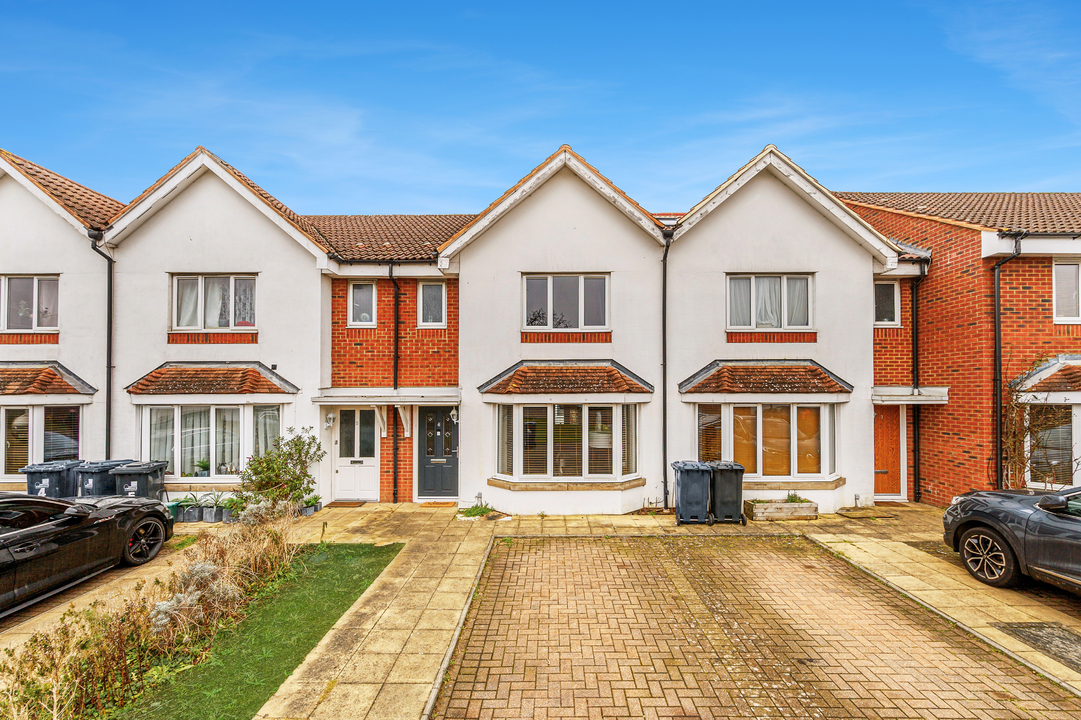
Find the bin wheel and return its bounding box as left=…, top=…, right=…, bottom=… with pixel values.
left=740, top=513, right=747, bottom=526
left=707, top=514, right=715, bottom=526
left=675, top=516, right=681, bottom=526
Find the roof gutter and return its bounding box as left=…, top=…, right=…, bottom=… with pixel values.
left=87, top=229, right=113, bottom=458
left=661, top=227, right=674, bottom=509
left=993, top=231, right=1025, bottom=490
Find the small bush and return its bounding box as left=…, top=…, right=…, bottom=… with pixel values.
left=238, top=427, right=326, bottom=504
left=460, top=502, right=492, bottom=517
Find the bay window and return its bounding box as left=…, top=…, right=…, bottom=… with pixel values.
left=728, top=274, right=812, bottom=329
left=1, top=276, right=58, bottom=331
left=497, top=403, right=637, bottom=479
left=1, top=405, right=80, bottom=475
left=145, top=404, right=280, bottom=477
left=174, top=275, right=256, bottom=330
left=524, top=274, right=608, bottom=330
left=697, top=403, right=837, bottom=477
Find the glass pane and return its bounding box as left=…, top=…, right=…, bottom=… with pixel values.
left=497, top=405, right=513, bottom=475
left=425, top=411, right=435, bottom=456
left=253, top=405, right=280, bottom=458
left=4, top=408, right=29, bottom=474
left=180, top=407, right=210, bottom=477
left=443, top=410, right=453, bottom=456
left=697, top=404, right=723, bottom=463
left=352, top=283, right=374, bottom=324
left=234, top=278, right=256, bottom=327
left=552, top=277, right=579, bottom=329
left=36, top=278, right=58, bottom=328
left=214, top=407, right=240, bottom=475
left=203, top=277, right=230, bottom=328
left=756, top=276, right=782, bottom=329
left=786, top=276, right=809, bottom=326
left=522, top=407, right=548, bottom=475
left=358, top=410, right=376, bottom=458
left=176, top=277, right=199, bottom=327
left=762, top=404, right=791, bottom=476
left=6, top=277, right=34, bottom=330
left=874, top=283, right=896, bottom=323
left=621, top=406, right=637, bottom=476
left=421, top=284, right=444, bottom=324
left=733, top=406, right=757, bottom=474
left=1055, top=264, right=1080, bottom=318
left=150, top=408, right=175, bottom=475
left=796, top=407, right=821, bottom=474
left=583, top=277, right=605, bottom=327
left=339, top=409, right=356, bottom=458
left=525, top=277, right=547, bottom=327
left=43, top=406, right=79, bottom=462
left=1030, top=405, right=1073, bottom=486
left=588, top=406, right=613, bottom=475
left=829, top=405, right=837, bottom=475
left=554, top=404, right=582, bottom=476
left=729, top=277, right=751, bottom=327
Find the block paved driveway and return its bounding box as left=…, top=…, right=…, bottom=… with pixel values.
left=433, top=535, right=1081, bottom=720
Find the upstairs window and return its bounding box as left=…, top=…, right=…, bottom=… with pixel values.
left=418, top=282, right=446, bottom=328
left=874, top=281, right=900, bottom=326
left=174, top=275, right=256, bottom=330
left=1, top=276, right=58, bottom=331
left=524, top=275, right=607, bottom=330
left=349, top=282, right=377, bottom=327
left=1054, top=262, right=1080, bottom=322
left=728, top=274, right=812, bottom=330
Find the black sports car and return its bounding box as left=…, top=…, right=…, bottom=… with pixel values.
left=943, top=485, right=1081, bottom=594
left=0, top=493, right=174, bottom=618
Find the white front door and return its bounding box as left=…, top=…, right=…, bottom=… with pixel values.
left=335, top=408, right=379, bottom=501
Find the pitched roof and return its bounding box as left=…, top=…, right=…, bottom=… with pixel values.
left=0, top=362, right=96, bottom=395
left=126, top=362, right=297, bottom=395
left=679, top=360, right=852, bottom=394
left=1030, top=365, right=1081, bottom=393
left=0, top=149, right=125, bottom=229
left=303, top=214, right=475, bottom=262
left=479, top=360, right=653, bottom=395
left=834, top=192, right=1081, bottom=234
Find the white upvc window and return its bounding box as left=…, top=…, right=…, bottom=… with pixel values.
left=695, top=403, right=837, bottom=478
left=349, top=281, right=377, bottom=327
left=0, top=276, right=59, bottom=331
left=144, top=404, right=280, bottom=478
left=1, top=405, right=80, bottom=476
left=1026, top=404, right=1077, bottom=488
left=874, top=281, right=901, bottom=327
left=523, top=274, right=609, bottom=331
left=418, top=282, right=447, bottom=328
left=173, top=275, right=257, bottom=330
left=498, top=403, right=637, bottom=480
left=727, top=274, right=813, bottom=330
left=1053, top=261, right=1081, bottom=323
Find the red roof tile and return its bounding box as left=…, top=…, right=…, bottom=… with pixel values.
left=0, top=366, right=82, bottom=395
left=303, top=214, right=475, bottom=262
left=682, top=362, right=850, bottom=394
left=484, top=365, right=651, bottom=394
left=0, top=150, right=125, bottom=229
left=127, top=366, right=290, bottom=395
left=835, top=192, right=1081, bottom=234
left=1030, top=366, right=1081, bottom=392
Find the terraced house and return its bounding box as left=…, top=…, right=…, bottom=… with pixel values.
left=1, top=144, right=1076, bottom=512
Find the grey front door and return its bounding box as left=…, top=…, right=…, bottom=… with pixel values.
left=419, top=407, right=458, bottom=497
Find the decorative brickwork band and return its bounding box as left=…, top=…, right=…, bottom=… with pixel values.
left=1054, top=323, right=1081, bottom=336
left=168, top=332, right=258, bottom=344
left=0, top=333, right=59, bottom=344
left=521, top=331, right=612, bottom=343
left=726, top=331, right=816, bottom=343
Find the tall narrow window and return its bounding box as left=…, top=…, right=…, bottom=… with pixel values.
left=180, top=407, right=210, bottom=476
left=419, top=283, right=445, bottom=326
left=874, top=282, right=898, bottom=324
left=253, top=405, right=280, bottom=458
left=829, top=405, right=837, bottom=475
left=729, top=277, right=752, bottom=327
left=36, top=278, right=58, bottom=328
left=204, top=277, right=231, bottom=329
left=622, top=406, right=637, bottom=476
left=213, top=407, right=240, bottom=475
left=786, top=276, right=809, bottom=327
left=733, top=406, right=757, bottom=473
left=525, top=278, right=548, bottom=327
left=43, top=406, right=79, bottom=462
left=762, top=404, right=790, bottom=476
left=756, top=276, right=782, bottom=328
left=497, top=405, right=513, bottom=475
left=351, top=283, right=376, bottom=325
left=150, top=408, right=175, bottom=474
left=3, top=408, right=28, bottom=475
left=234, top=278, right=256, bottom=327
left=1055, top=263, right=1080, bottom=320
left=1030, top=405, right=1073, bottom=485
left=522, top=407, right=548, bottom=475
left=587, top=406, right=613, bottom=475
left=796, top=406, right=821, bottom=474
left=176, top=277, right=199, bottom=327
left=583, top=277, right=606, bottom=327
left=552, top=277, right=579, bottom=329
left=554, top=405, right=582, bottom=476
left=358, top=410, right=376, bottom=458
left=6, top=278, right=33, bottom=330
left=339, top=409, right=356, bottom=458
left=697, top=404, right=723, bottom=463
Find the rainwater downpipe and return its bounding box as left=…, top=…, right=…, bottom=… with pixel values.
left=661, top=228, right=674, bottom=509
left=389, top=262, right=401, bottom=503
left=910, top=258, right=928, bottom=503
left=993, top=232, right=1025, bottom=490
left=88, top=230, right=113, bottom=459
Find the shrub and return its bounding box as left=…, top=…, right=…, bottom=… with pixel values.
left=238, top=427, right=326, bottom=504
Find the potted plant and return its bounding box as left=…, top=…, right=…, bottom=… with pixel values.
left=222, top=495, right=245, bottom=524
left=202, top=491, right=225, bottom=523
left=195, top=459, right=211, bottom=478
left=178, top=493, right=202, bottom=523
left=311, top=494, right=322, bottom=512
left=300, top=495, right=318, bottom=516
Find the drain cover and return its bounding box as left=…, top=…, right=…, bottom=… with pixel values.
left=992, top=622, right=1081, bottom=674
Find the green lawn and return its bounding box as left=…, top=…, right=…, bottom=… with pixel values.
left=118, top=542, right=401, bottom=720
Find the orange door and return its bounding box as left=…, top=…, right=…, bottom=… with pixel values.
left=873, top=405, right=901, bottom=495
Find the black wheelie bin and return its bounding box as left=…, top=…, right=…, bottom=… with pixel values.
left=109, top=461, right=169, bottom=501
left=19, top=459, right=82, bottom=498
left=671, top=460, right=714, bottom=525
left=706, top=460, right=747, bottom=525
left=77, top=459, right=135, bottom=496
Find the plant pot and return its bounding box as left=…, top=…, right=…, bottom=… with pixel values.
left=180, top=506, right=201, bottom=523
left=744, top=499, right=818, bottom=521
left=202, top=506, right=224, bottom=523
left=315, top=502, right=323, bottom=512
left=222, top=508, right=237, bottom=524
left=164, top=501, right=180, bottom=521
left=300, top=506, right=315, bottom=517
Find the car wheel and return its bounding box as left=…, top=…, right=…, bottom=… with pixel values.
left=959, top=526, right=1020, bottom=588
left=123, top=517, right=166, bottom=566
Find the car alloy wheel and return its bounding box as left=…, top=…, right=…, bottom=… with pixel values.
left=959, top=526, right=1019, bottom=587
left=125, top=518, right=165, bottom=565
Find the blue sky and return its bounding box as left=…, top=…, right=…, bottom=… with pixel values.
left=1, top=0, right=1079, bottom=214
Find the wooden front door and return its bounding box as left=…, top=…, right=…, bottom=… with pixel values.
left=873, top=405, right=901, bottom=495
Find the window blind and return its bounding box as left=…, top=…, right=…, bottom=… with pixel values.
left=587, top=406, right=613, bottom=475
left=622, top=406, right=637, bottom=476
left=554, top=404, right=582, bottom=476
left=497, top=405, right=513, bottom=475
left=762, top=404, right=791, bottom=476
left=4, top=408, right=28, bottom=474
left=43, top=406, right=79, bottom=462
left=796, top=406, right=821, bottom=474
left=1030, top=405, right=1073, bottom=485
left=733, top=406, right=757, bottom=474
left=522, top=407, right=548, bottom=475
left=697, top=404, right=723, bottom=463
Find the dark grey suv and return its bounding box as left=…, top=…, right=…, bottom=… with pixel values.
left=942, top=485, right=1081, bottom=594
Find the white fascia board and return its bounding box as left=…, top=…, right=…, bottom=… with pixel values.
left=1020, top=392, right=1081, bottom=404
left=673, top=152, right=898, bottom=269
left=982, top=230, right=1081, bottom=258
left=480, top=393, right=652, bottom=404
left=0, top=160, right=91, bottom=234
left=129, top=393, right=295, bottom=405
left=877, top=264, right=923, bottom=277
left=330, top=264, right=445, bottom=278
left=439, top=151, right=665, bottom=260
left=871, top=386, right=949, bottom=404
left=0, top=394, right=94, bottom=406
left=679, top=392, right=850, bottom=404
left=313, top=387, right=461, bottom=405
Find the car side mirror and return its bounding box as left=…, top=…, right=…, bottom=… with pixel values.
left=1036, top=495, right=1069, bottom=513
left=62, top=505, right=91, bottom=518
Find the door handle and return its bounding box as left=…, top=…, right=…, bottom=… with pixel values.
left=10, top=543, right=38, bottom=555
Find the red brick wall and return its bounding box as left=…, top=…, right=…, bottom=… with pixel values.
left=379, top=412, right=413, bottom=503
left=0, top=333, right=58, bottom=344
left=331, top=278, right=458, bottom=387
left=873, top=278, right=913, bottom=385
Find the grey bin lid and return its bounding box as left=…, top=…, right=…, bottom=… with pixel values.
left=77, top=459, right=135, bottom=472
left=18, top=459, right=83, bottom=473
left=670, top=461, right=714, bottom=472
left=109, top=461, right=169, bottom=475
left=705, top=461, right=745, bottom=472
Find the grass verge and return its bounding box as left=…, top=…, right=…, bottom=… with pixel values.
left=117, top=542, right=401, bottom=720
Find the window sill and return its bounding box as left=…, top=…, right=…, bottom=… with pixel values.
left=488, top=476, right=645, bottom=491
left=168, top=332, right=258, bottom=344
left=873, top=323, right=903, bottom=329
left=742, top=476, right=846, bottom=490
left=727, top=331, right=816, bottom=343
left=521, top=331, right=612, bottom=343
